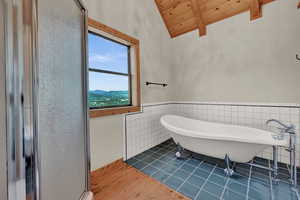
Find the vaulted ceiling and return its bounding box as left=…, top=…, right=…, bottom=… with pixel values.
left=154, top=0, right=274, bottom=38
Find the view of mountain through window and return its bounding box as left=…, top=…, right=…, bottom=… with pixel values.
left=88, top=32, right=131, bottom=109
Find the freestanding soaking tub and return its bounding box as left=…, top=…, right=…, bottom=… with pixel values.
left=160, top=115, right=289, bottom=163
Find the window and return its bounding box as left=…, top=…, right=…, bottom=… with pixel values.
left=88, top=32, right=131, bottom=109
left=88, top=18, right=141, bottom=118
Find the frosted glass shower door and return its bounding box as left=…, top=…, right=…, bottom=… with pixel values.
left=0, top=0, right=7, bottom=199
left=37, top=0, right=89, bottom=199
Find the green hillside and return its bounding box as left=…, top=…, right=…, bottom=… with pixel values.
left=89, top=90, right=129, bottom=108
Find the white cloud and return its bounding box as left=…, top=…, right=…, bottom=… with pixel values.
left=89, top=54, right=113, bottom=63
left=89, top=52, right=127, bottom=64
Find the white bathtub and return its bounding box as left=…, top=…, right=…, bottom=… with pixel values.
left=160, top=115, right=289, bottom=163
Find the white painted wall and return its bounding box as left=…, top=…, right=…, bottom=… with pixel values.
left=171, top=0, right=300, bottom=103
left=85, top=0, right=174, bottom=170
left=90, top=115, right=124, bottom=170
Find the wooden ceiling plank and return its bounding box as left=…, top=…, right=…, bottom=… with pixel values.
left=155, top=0, right=175, bottom=38
left=203, top=0, right=249, bottom=24
left=154, top=0, right=275, bottom=38
left=162, top=1, right=192, bottom=18
left=157, top=0, right=189, bottom=11
left=163, top=10, right=195, bottom=27
left=250, top=0, right=262, bottom=20
left=169, top=17, right=197, bottom=32
left=190, top=0, right=206, bottom=36
left=171, top=23, right=198, bottom=37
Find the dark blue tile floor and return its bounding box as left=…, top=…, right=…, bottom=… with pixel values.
left=126, top=139, right=300, bottom=200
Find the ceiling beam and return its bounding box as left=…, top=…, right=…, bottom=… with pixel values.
left=190, top=0, right=206, bottom=36
left=250, top=0, right=262, bottom=21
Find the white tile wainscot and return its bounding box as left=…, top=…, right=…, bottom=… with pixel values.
left=125, top=102, right=300, bottom=165
left=125, top=103, right=174, bottom=159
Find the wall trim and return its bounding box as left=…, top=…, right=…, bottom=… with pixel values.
left=126, top=101, right=300, bottom=118
left=171, top=101, right=300, bottom=108
left=140, top=101, right=300, bottom=109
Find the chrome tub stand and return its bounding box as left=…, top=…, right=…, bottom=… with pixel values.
left=224, top=154, right=235, bottom=176
left=224, top=119, right=297, bottom=190
left=223, top=148, right=280, bottom=183
left=287, top=131, right=297, bottom=191
left=175, top=143, right=191, bottom=159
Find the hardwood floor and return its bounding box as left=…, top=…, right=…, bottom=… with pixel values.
left=91, top=159, right=189, bottom=200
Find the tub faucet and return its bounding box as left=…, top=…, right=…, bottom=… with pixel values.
left=266, top=119, right=297, bottom=188
left=266, top=119, right=295, bottom=135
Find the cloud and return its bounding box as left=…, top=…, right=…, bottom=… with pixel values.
left=89, top=52, right=127, bottom=64
left=89, top=54, right=113, bottom=63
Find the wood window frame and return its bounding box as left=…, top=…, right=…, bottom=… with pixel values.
left=88, top=18, right=141, bottom=118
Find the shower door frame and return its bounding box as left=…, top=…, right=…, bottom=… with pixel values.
left=3, top=0, right=92, bottom=199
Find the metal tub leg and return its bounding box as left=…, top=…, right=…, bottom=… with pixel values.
left=224, top=154, right=234, bottom=177
left=175, top=143, right=190, bottom=159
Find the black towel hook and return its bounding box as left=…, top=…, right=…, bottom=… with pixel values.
left=297, top=54, right=300, bottom=61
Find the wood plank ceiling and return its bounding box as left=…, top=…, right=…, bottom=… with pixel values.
left=154, top=0, right=274, bottom=38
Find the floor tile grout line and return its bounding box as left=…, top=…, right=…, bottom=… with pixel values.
left=131, top=143, right=299, bottom=200
left=141, top=156, right=214, bottom=187
left=158, top=157, right=247, bottom=185
left=163, top=159, right=201, bottom=185
left=200, top=188, right=222, bottom=199
left=148, top=162, right=176, bottom=176
left=151, top=160, right=191, bottom=179
left=138, top=152, right=217, bottom=182
left=150, top=160, right=220, bottom=192
left=268, top=160, right=274, bottom=200
left=224, top=187, right=250, bottom=199
left=141, top=141, right=176, bottom=153
left=219, top=175, right=231, bottom=200
left=194, top=165, right=218, bottom=200
left=134, top=148, right=252, bottom=184
left=175, top=162, right=203, bottom=195
left=135, top=149, right=251, bottom=191
left=246, top=161, right=253, bottom=200
left=130, top=143, right=175, bottom=164
left=137, top=143, right=181, bottom=175
left=139, top=152, right=176, bottom=172
left=138, top=144, right=178, bottom=172
left=295, top=189, right=300, bottom=200
left=134, top=141, right=299, bottom=199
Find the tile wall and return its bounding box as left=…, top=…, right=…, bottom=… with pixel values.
left=125, top=103, right=174, bottom=159
left=125, top=102, right=300, bottom=165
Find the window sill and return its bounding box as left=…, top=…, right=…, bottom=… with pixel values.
left=89, top=106, right=141, bottom=118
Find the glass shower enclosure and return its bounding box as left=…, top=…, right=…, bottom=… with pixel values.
left=1, top=0, right=92, bottom=199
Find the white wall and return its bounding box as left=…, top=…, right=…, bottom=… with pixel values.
left=90, top=115, right=124, bottom=170
left=86, top=0, right=173, bottom=170
left=171, top=0, right=300, bottom=104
